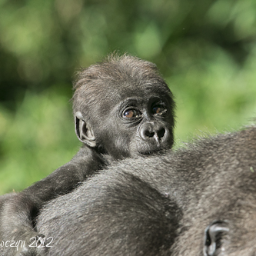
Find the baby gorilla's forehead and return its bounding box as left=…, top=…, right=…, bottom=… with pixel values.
left=98, top=77, right=169, bottom=102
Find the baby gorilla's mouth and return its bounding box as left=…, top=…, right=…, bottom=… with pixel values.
left=138, top=147, right=166, bottom=155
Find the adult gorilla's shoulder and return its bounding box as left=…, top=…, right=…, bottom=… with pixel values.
left=37, top=126, right=256, bottom=256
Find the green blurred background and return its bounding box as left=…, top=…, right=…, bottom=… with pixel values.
left=1, top=0, right=256, bottom=194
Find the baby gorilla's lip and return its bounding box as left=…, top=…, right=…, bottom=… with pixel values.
left=137, top=140, right=171, bottom=155
left=138, top=147, right=165, bottom=155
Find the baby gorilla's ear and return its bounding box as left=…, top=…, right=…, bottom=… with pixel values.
left=203, top=220, right=229, bottom=256
left=75, top=111, right=96, bottom=147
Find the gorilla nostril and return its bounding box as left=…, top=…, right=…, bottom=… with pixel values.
left=145, top=130, right=154, bottom=138
left=157, top=128, right=165, bottom=139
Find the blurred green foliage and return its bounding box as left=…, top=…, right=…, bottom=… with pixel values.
left=1, top=0, right=256, bottom=194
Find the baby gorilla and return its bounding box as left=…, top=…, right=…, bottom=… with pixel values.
left=0, top=54, right=175, bottom=255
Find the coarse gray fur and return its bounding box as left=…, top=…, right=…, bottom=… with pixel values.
left=37, top=125, right=256, bottom=255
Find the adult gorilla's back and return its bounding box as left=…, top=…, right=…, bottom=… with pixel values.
left=37, top=156, right=182, bottom=256
left=37, top=126, right=256, bottom=256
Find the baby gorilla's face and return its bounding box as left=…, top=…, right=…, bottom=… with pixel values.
left=92, top=85, right=174, bottom=159
left=73, top=54, right=175, bottom=160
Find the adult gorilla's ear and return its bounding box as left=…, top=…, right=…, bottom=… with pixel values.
left=75, top=111, right=96, bottom=147
left=203, top=220, right=229, bottom=256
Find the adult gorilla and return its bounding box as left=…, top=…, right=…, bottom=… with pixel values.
left=37, top=125, right=256, bottom=256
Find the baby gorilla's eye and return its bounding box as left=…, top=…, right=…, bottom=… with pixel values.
left=152, top=105, right=167, bottom=115
left=123, top=109, right=141, bottom=119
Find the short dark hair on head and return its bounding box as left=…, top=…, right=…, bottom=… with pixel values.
left=72, top=53, right=174, bottom=118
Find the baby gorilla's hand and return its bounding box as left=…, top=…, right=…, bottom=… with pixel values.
left=18, top=235, right=49, bottom=256
left=3, top=232, right=48, bottom=256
